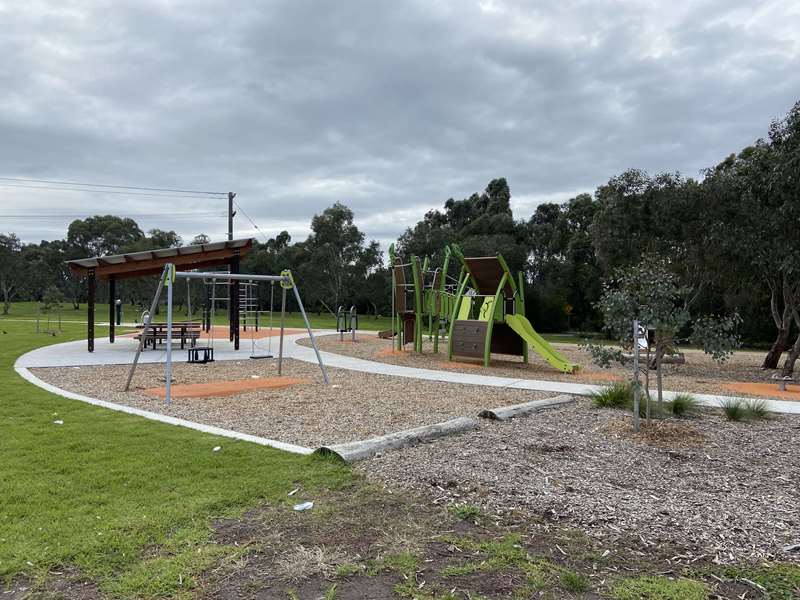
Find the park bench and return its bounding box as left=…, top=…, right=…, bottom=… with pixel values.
left=134, top=322, right=201, bottom=350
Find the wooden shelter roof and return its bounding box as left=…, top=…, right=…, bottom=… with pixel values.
left=67, top=238, right=255, bottom=280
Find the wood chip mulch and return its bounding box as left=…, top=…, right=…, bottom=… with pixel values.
left=306, top=334, right=794, bottom=399
left=31, top=359, right=554, bottom=448
left=359, top=399, right=800, bottom=564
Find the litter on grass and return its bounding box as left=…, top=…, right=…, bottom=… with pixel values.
left=293, top=501, right=313, bottom=511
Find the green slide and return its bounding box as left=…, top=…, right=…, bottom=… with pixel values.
left=505, top=314, right=577, bottom=374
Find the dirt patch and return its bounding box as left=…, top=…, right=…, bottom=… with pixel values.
left=360, top=399, right=800, bottom=564
left=143, top=376, right=308, bottom=399
left=31, top=359, right=556, bottom=448
left=197, top=484, right=773, bottom=599
left=306, top=333, right=785, bottom=397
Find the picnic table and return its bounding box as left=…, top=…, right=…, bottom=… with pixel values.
left=134, top=322, right=201, bottom=350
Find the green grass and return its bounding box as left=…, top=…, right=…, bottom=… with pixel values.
left=611, top=575, right=707, bottom=600
left=722, top=563, right=800, bottom=600
left=744, top=398, right=771, bottom=419
left=667, top=393, right=701, bottom=417
left=1, top=302, right=591, bottom=344
left=560, top=568, right=590, bottom=593
left=0, top=321, right=351, bottom=596
left=591, top=382, right=633, bottom=409
left=1, top=301, right=392, bottom=332
left=721, top=398, right=747, bottom=421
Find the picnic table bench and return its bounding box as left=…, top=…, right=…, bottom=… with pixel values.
left=134, top=322, right=201, bottom=350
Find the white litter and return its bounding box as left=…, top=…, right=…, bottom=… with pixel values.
left=212, top=446, right=222, bottom=452
left=288, top=488, right=299, bottom=496
left=53, top=420, right=64, bottom=425
left=293, top=501, right=314, bottom=511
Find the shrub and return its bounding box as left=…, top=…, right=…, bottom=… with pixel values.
left=669, top=393, right=701, bottom=417
left=721, top=399, right=746, bottom=421
left=744, top=398, right=770, bottom=419
left=591, top=382, right=632, bottom=409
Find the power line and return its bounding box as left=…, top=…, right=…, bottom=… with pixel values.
left=233, top=200, right=271, bottom=244
left=0, top=182, right=227, bottom=201
left=0, top=176, right=227, bottom=195
left=0, top=212, right=226, bottom=219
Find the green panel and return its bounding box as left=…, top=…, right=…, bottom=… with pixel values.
left=483, top=272, right=508, bottom=367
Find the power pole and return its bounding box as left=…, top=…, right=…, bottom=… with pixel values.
left=227, top=192, right=236, bottom=240
left=227, top=191, right=239, bottom=348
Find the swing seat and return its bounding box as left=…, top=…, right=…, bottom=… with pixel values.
left=187, top=346, right=214, bottom=364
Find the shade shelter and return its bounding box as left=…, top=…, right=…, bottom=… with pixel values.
left=67, top=238, right=255, bottom=352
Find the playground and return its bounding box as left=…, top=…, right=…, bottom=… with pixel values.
left=5, top=238, right=800, bottom=599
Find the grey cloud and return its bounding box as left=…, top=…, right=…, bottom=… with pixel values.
left=0, top=0, right=798, bottom=245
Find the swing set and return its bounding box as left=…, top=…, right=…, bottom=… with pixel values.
left=124, top=263, right=328, bottom=404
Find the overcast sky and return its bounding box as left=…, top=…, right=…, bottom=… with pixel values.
left=1, top=0, right=798, bottom=250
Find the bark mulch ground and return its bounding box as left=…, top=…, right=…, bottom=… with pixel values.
left=360, top=398, right=800, bottom=565
left=308, top=333, right=793, bottom=399
left=32, top=359, right=554, bottom=448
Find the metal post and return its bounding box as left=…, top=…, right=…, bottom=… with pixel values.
left=632, top=319, right=641, bottom=432
left=186, top=277, right=192, bottom=321
left=292, top=281, right=329, bottom=384
left=228, top=192, right=235, bottom=240
left=109, top=276, right=116, bottom=343
left=124, top=267, right=168, bottom=391
left=165, top=264, right=174, bottom=405
left=278, top=285, right=287, bottom=374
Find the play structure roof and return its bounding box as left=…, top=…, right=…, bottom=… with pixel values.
left=67, top=238, right=255, bottom=280
left=462, top=256, right=515, bottom=296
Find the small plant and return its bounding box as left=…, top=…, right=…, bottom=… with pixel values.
left=744, top=398, right=770, bottom=419
left=324, top=583, right=337, bottom=600
left=449, top=503, right=485, bottom=523
left=669, top=393, right=701, bottom=417
left=721, top=399, right=746, bottom=421
left=612, top=575, right=707, bottom=600
left=335, top=562, right=362, bottom=578
left=591, top=382, right=632, bottom=408
left=560, top=569, right=590, bottom=593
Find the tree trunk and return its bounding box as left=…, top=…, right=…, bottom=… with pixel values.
left=763, top=323, right=791, bottom=369
left=1, top=282, right=11, bottom=315
left=781, top=333, right=800, bottom=377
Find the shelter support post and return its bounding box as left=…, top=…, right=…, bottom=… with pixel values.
left=87, top=269, right=96, bottom=352
left=108, top=276, right=116, bottom=343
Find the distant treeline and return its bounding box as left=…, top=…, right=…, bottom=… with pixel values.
left=1, top=101, right=798, bottom=355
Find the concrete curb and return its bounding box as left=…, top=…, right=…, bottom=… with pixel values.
left=14, top=366, right=314, bottom=456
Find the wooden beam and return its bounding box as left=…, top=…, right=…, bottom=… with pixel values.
left=67, top=242, right=254, bottom=280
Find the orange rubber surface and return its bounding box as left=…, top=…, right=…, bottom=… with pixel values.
left=143, top=376, right=308, bottom=399
left=723, top=381, right=800, bottom=401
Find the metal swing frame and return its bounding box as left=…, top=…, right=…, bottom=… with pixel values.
left=124, top=263, right=328, bottom=404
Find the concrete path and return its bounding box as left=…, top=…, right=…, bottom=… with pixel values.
left=14, top=332, right=800, bottom=415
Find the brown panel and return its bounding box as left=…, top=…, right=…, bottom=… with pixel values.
left=490, top=323, right=525, bottom=356
left=401, top=312, right=416, bottom=344
left=451, top=320, right=487, bottom=358
left=463, top=257, right=514, bottom=296
left=394, top=257, right=407, bottom=313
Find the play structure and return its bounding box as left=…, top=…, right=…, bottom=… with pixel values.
left=447, top=247, right=576, bottom=372
left=387, top=244, right=459, bottom=353
left=124, top=264, right=328, bottom=404
left=386, top=243, right=576, bottom=373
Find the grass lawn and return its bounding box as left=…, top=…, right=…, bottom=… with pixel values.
left=0, top=321, right=350, bottom=596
